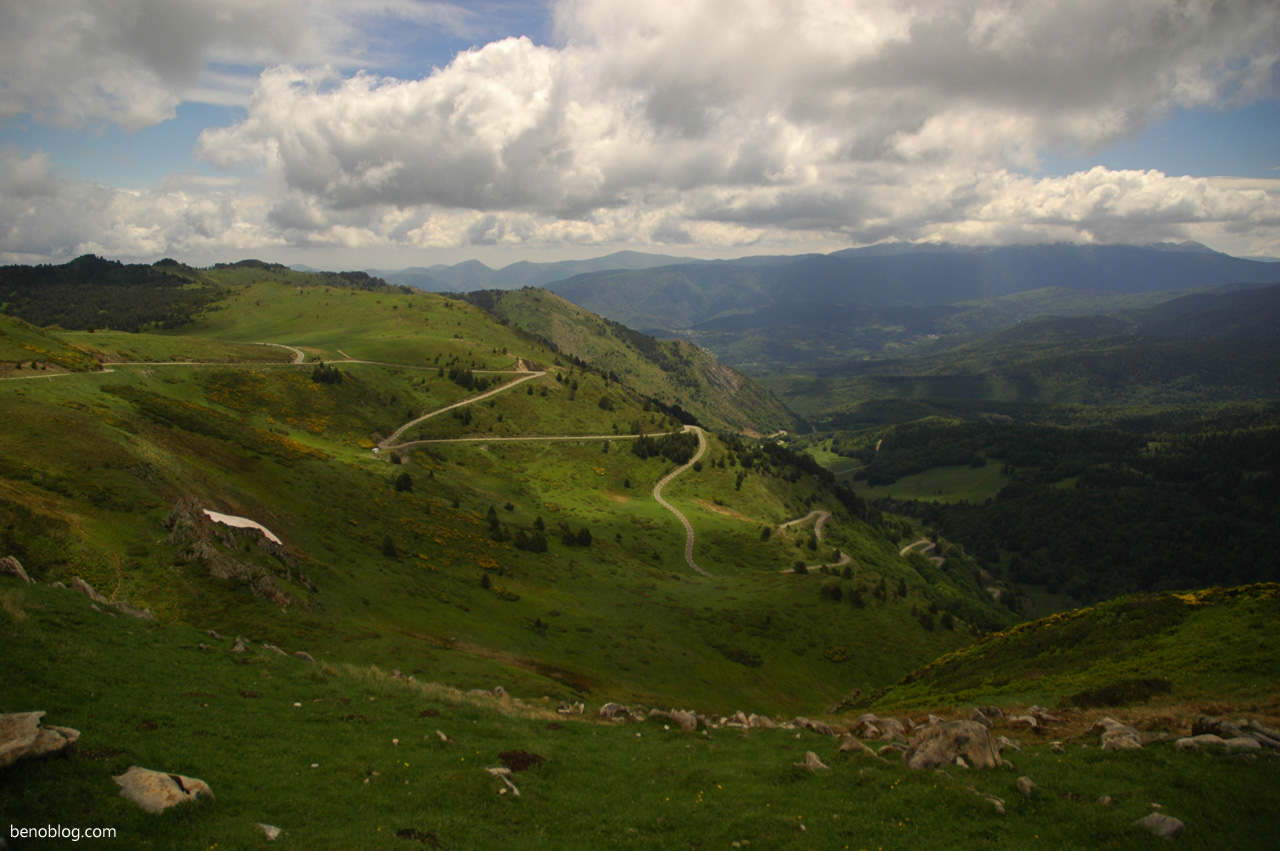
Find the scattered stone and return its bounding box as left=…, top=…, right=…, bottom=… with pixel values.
left=50, top=580, right=66, bottom=589
left=969, top=708, right=994, bottom=729
left=1017, top=776, right=1037, bottom=797
left=0, top=712, right=80, bottom=769
left=793, top=717, right=837, bottom=737
left=879, top=718, right=906, bottom=740
left=205, top=629, right=222, bottom=639
left=197, top=643, right=211, bottom=652
left=1008, top=715, right=1039, bottom=730
left=1192, top=716, right=1280, bottom=749
left=0, top=555, right=33, bottom=584
left=295, top=651, right=316, bottom=664
left=1049, top=741, right=1064, bottom=753
left=796, top=751, right=829, bottom=771
left=903, top=721, right=1001, bottom=771
left=111, top=600, right=155, bottom=620
left=258, top=824, right=281, bottom=841
left=838, top=735, right=889, bottom=763
left=113, top=766, right=214, bottom=814
left=1028, top=705, right=1062, bottom=724
left=748, top=714, right=776, bottom=730
left=263, top=643, right=286, bottom=655
left=1097, top=796, right=1113, bottom=806
left=71, top=576, right=108, bottom=604
left=955, top=756, right=969, bottom=768
left=1222, top=736, right=1262, bottom=750
left=1135, top=812, right=1185, bottom=839
left=231, top=637, right=248, bottom=654
left=649, top=709, right=699, bottom=732
left=995, top=735, right=1023, bottom=752
left=926, top=714, right=946, bottom=726
left=435, top=730, right=451, bottom=743
left=599, top=703, right=642, bottom=723
left=1091, top=718, right=1143, bottom=751
left=979, top=706, right=1004, bottom=719
left=1176, top=734, right=1226, bottom=751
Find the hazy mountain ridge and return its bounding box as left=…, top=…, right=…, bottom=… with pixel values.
left=543, top=243, right=1280, bottom=336
left=459, top=287, right=805, bottom=435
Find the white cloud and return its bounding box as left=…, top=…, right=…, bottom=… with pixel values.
left=4, top=0, right=1280, bottom=262
left=0, top=0, right=482, bottom=128
left=192, top=1, right=1278, bottom=244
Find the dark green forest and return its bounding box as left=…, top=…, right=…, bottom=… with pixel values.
left=0, top=255, right=225, bottom=332
left=864, top=414, right=1280, bottom=603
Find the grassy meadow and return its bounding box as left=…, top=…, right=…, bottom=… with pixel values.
left=2, top=579, right=1276, bottom=850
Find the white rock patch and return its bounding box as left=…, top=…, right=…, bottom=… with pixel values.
left=202, top=510, right=282, bottom=545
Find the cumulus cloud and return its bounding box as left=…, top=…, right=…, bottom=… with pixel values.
left=5, top=0, right=1280, bottom=260
left=0, top=0, right=316, bottom=129
left=187, top=0, right=1278, bottom=254
left=0, top=0, right=477, bottom=129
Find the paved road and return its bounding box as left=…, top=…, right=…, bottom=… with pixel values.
left=651, top=426, right=710, bottom=577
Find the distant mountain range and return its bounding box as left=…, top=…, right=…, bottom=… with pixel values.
left=323, top=243, right=1280, bottom=336
left=358, top=250, right=710, bottom=292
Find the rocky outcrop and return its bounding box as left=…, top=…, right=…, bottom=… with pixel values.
left=113, top=766, right=214, bottom=813
left=902, top=720, right=1001, bottom=770
left=0, top=555, right=33, bottom=584
left=0, top=712, right=80, bottom=769
left=163, top=497, right=312, bottom=609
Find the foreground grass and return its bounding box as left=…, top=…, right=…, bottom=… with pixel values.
left=2, top=580, right=1276, bottom=850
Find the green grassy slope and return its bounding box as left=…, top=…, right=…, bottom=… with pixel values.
left=463, top=288, right=805, bottom=435
left=871, top=584, right=1280, bottom=713
left=3, top=578, right=1276, bottom=850
left=0, top=274, right=1010, bottom=716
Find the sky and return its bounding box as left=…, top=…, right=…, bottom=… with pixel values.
left=1, top=0, right=1278, bottom=270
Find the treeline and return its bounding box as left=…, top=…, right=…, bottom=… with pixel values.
left=877, top=419, right=1280, bottom=602
left=631, top=430, right=700, bottom=465
left=0, top=255, right=224, bottom=332
left=213, top=260, right=409, bottom=294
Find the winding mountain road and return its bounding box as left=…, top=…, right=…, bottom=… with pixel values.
left=379, top=371, right=543, bottom=450
left=651, top=426, right=710, bottom=577
left=900, top=537, right=945, bottom=566
left=17, top=338, right=846, bottom=580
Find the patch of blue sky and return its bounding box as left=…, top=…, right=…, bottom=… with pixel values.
left=0, top=102, right=243, bottom=189
left=1036, top=100, right=1280, bottom=180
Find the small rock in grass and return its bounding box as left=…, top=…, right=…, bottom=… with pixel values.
left=258, top=823, right=281, bottom=841
left=1135, top=812, right=1184, bottom=839
left=1017, top=776, right=1036, bottom=797
left=114, top=766, right=213, bottom=814
left=797, top=751, right=829, bottom=771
